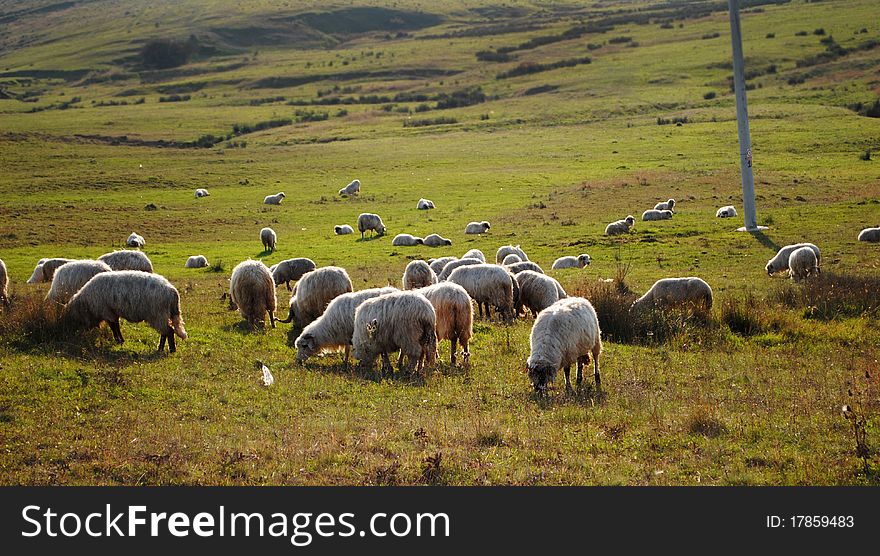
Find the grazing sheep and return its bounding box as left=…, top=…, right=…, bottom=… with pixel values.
left=437, top=257, right=483, bottom=281
left=631, top=277, right=713, bottom=312
left=654, top=199, right=676, bottom=212
left=461, top=249, right=486, bottom=263
left=271, top=258, right=316, bottom=291
left=392, top=234, right=424, bottom=246
left=502, top=254, right=522, bottom=265
left=447, top=263, right=515, bottom=321
left=788, top=246, right=819, bottom=282
left=339, top=179, right=361, bottom=196
left=64, top=271, right=187, bottom=353
left=0, top=258, right=8, bottom=307
left=280, top=266, right=353, bottom=330
left=229, top=260, right=277, bottom=329
left=716, top=205, right=738, bottom=218
left=552, top=254, right=591, bottom=269
left=98, top=250, right=154, bottom=273
left=495, top=245, right=528, bottom=264
left=294, top=287, right=398, bottom=365
left=516, top=270, right=567, bottom=317
left=185, top=255, right=209, bottom=268
left=335, top=224, right=354, bottom=235
left=402, top=260, right=438, bottom=290
left=126, top=232, right=145, bottom=248
left=527, top=297, right=602, bottom=394
left=357, top=213, right=387, bottom=238
left=642, top=209, right=673, bottom=221
left=429, top=256, right=458, bottom=275
left=27, top=258, right=73, bottom=284
left=47, top=259, right=112, bottom=304
left=507, top=261, right=545, bottom=275
left=420, top=282, right=473, bottom=366
left=423, top=233, right=452, bottom=247
left=263, top=192, right=286, bottom=205
left=765, top=243, right=821, bottom=276
left=352, top=291, right=437, bottom=375
left=260, top=227, right=277, bottom=252
left=858, top=227, right=880, bottom=242
left=465, top=221, right=491, bottom=234
left=605, top=215, right=636, bottom=235
left=195, top=188, right=210, bottom=198
left=417, top=198, right=435, bottom=210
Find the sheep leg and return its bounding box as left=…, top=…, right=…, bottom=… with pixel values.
left=167, top=327, right=177, bottom=353
left=268, top=310, right=276, bottom=329
left=592, top=343, right=602, bottom=391
left=343, top=345, right=351, bottom=366
left=477, top=303, right=483, bottom=319
left=576, top=355, right=587, bottom=387
left=158, top=333, right=166, bottom=352
left=286, top=281, right=292, bottom=292
left=109, top=321, right=124, bottom=343
left=450, top=337, right=457, bottom=366
left=460, top=338, right=470, bottom=365
left=564, top=365, right=573, bottom=392
left=485, top=303, right=491, bottom=320
left=381, top=352, right=393, bottom=375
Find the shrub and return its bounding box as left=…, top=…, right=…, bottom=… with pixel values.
left=703, top=91, right=717, bottom=100
left=496, top=57, right=591, bottom=79
left=766, top=33, right=775, bottom=38
left=475, top=50, right=513, bottom=63
left=608, top=36, right=633, bottom=44
left=773, top=272, right=880, bottom=320
left=721, top=294, right=768, bottom=336
left=0, top=294, right=90, bottom=352
left=403, top=117, right=457, bottom=128
left=139, top=38, right=197, bottom=70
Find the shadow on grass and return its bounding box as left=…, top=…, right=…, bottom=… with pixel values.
left=256, top=250, right=274, bottom=258
left=222, top=320, right=274, bottom=335
left=749, top=230, right=781, bottom=253
left=355, top=235, right=385, bottom=243
left=530, top=383, right=604, bottom=409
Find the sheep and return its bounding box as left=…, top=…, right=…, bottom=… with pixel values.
left=552, top=254, right=591, bottom=269
left=465, top=221, right=491, bottom=234
left=27, top=258, right=73, bottom=284
left=420, top=282, right=473, bottom=366
left=0, top=258, right=8, bottom=307
left=98, top=250, right=154, bottom=273
left=437, top=257, right=483, bottom=281
left=402, top=260, right=438, bottom=290
left=294, top=287, right=398, bottom=365
left=516, top=270, right=567, bottom=317
left=335, top=225, right=354, bottom=235
left=446, top=263, right=515, bottom=321
left=461, top=249, right=486, bottom=263
left=631, top=277, right=713, bottom=312
left=392, top=234, right=424, bottom=246
left=641, top=209, right=673, bottom=221
left=654, top=199, right=676, bottom=212
left=279, top=266, right=353, bottom=330
left=271, top=258, right=316, bottom=291
left=260, top=227, right=277, bottom=252
left=507, top=261, right=545, bottom=275
left=195, top=188, right=210, bottom=198
left=495, top=245, right=528, bottom=264
left=527, top=297, right=602, bottom=394
left=788, top=246, right=819, bottom=282
left=229, top=260, right=277, bottom=329
left=357, top=213, right=386, bottom=238
left=502, top=254, right=522, bottom=265
left=63, top=270, right=187, bottom=353
left=46, top=259, right=112, bottom=304
left=263, top=192, right=286, bottom=205
left=429, top=256, right=458, bottom=275
left=605, top=215, right=636, bottom=235
left=858, top=227, right=880, bottom=242
left=423, top=233, right=452, bottom=247
left=352, top=291, right=437, bottom=375
left=339, top=179, right=361, bottom=196
left=716, top=205, right=737, bottom=218
left=185, top=255, right=209, bottom=268
left=417, top=198, right=435, bottom=210
left=765, top=243, right=821, bottom=276
left=126, top=232, right=145, bottom=248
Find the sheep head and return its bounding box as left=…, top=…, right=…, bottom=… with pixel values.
left=578, top=254, right=591, bottom=267
left=295, top=332, right=318, bottom=363
left=366, top=318, right=379, bottom=338
left=527, top=359, right=557, bottom=394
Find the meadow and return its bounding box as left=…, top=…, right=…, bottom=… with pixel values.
left=0, top=0, right=878, bottom=485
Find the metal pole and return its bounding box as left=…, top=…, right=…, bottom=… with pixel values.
left=728, top=0, right=765, bottom=231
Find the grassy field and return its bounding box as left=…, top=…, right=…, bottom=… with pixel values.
left=0, top=0, right=879, bottom=485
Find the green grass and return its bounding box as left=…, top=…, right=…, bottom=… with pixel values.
left=1, top=0, right=879, bottom=485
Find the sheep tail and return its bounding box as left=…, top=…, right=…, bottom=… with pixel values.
left=278, top=305, right=294, bottom=324
left=171, top=314, right=188, bottom=340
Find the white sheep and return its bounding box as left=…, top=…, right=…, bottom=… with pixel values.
left=264, top=192, right=286, bottom=205
left=437, top=257, right=483, bottom=281
left=185, top=255, right=209, bottom=268
left=0, top=258, right=8, bottom=307
left=857, top=227, right=880, bottom=242
left=495, top=245, right=528, bottom=264
left=339, top=179, right=361, bottom=196
left=654, top=199, right=676, bottom=212
left=461, top=249, right=486, bottom=263
left=507, top=261, right=545, bottom=275
left=402, top=260, right=438, bottom=290
left=260, top=227, right=277, bottom=252
left=465, top=221, right=491, bottom=234
left=47, top=259, right=112, bottom=304
left=605, top=215, right=636, bottom=235
left=429, top=256, right=458, bottom=275
left=195, top=188, right=210, bottom=198
left=357, top=213, right=386, bottom=238
left=631, top=277, right=713, bottom=312
left=335, top=225, right=354, bottom=235
left=788, top=246, right=819, bottom=282
left=229, top=260, right=277, bottom=329
left=502, top=254, right=522, bottom=265
left=63, top=270, right=188, bottom=353
left=417, top=198, right=435, bottom=210
left=98, top=250, right=154, bottom=273
left=392, top=234, right=424, bottom=246
left=271, top=258, right=316, bottom=291
left=516, top=270, right=567, bottom=317
left=447, top=263, right=515, bottom=321
left=716, top=205, right=737, bottom=218
left=126, top=232, right=145, bottom=248
left=423, top=233, right=452, bottom=247
left=642, top=209, right=673, bottom=221
left=552, top=254, right=591, bottom=269
left=352, top=290, right=437, bottom=375
left=527, top=297, right=602, bottom=394
left=294, top=286, right=398, bottom=365
left=27, top=258, right=73, bottom=284
left=280, top=266, right=353, bottom=330
left=765, top=243, right=821, bottom=276
left=420, top=281, right=473, bottom=366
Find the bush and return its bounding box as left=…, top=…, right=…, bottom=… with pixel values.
left=0, top=294, right=89, bottom=352
left=721, top=294, right=768, bottom=336
left=703, top=91, right=717, bottom=100
left=773, top=272, right=880, bottom=320
left=403, top=117, right=457, bottom=128
left=496, top=57, right=591, bottom=79
left=475, top=50, right=513, bottom=63
left=139, top=38, right=197, bottom=70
